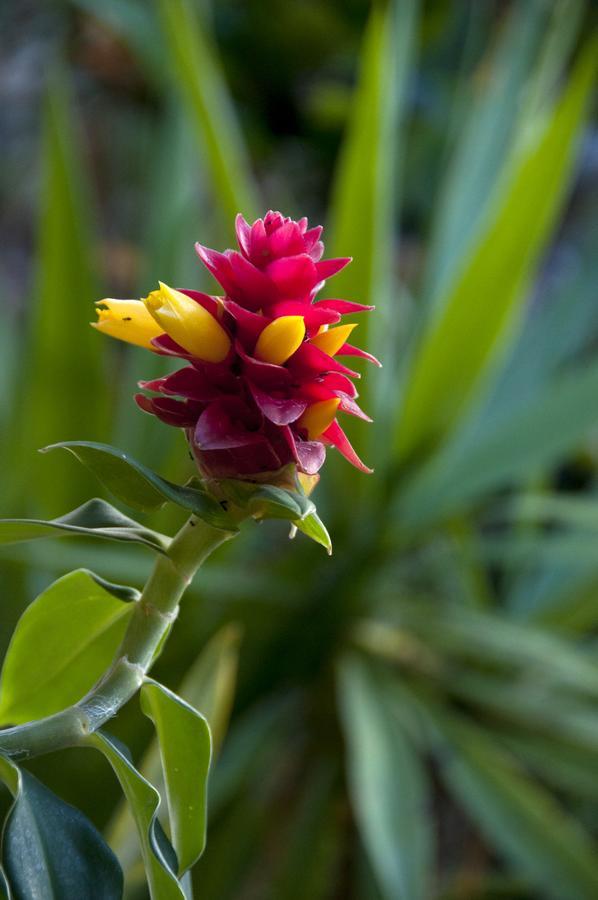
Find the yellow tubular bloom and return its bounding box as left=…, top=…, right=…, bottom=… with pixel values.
left=91, top=300, right=164, bottom=349
left=309, top=323, right=356, bottom=357
left=254, top=316, right=306, bottom=365
left=297, top=398, right=340, bottom=440
left=144, top=282, right=231, bottom=363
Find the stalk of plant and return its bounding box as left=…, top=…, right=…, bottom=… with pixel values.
left=0, top=211, right=376, bottom=898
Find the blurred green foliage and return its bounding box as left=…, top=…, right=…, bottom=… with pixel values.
left=1, top=0, right=598, bottom=897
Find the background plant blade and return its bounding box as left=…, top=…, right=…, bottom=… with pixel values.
left=8, top=73, right=107, bottom=516
left=155, top=0, right=260, bottom=229
left=396, top=41, right=597, bottom=465
left=337, top=656, right=432, bottom=900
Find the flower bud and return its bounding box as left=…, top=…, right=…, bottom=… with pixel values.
left=310, top=323, right=356, bottom=357
left=144, top=282, right=231, bottom=363
left=297, top=398, right=340, bottom=440
left=92, top=300, right=164, bottom=349
left=254, top=315, right=306, bottom=365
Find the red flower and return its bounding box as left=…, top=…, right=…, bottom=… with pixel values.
left=93, top=212, right=379, bottom=481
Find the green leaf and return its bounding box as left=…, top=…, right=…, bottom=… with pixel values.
left=107, top=626, right=241, bottom=875
left=155, top=0, right=259, bottom=227
left=420, top=701, right=598, bottom=900
left=293, top=512, right=332, bottom=555
left=396, top=42, right=597, bottom=465
left=141, top=679, right=211, bottom=874
left=43, top=441, right=235, bottom=530
left=337, top=657, right=432, bottom=900
left=248, top=485, right=315, bottom=522
left=85, top=570, right=141, bottom=603
left=0, top=756, right=122, bottom=900
left=87, top=731, right=185, bottom=900
left=0, top=497, right=168, bottom=552
left=221, top=478, right=315, bottom=522
left=0, top=569, right=135, bottom=724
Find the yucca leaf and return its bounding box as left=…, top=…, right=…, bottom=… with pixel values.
left=420, top=701, right=598, bottom=900
left=155, top=0, right=259, bottom=228
left=422, top=0, right=548, bottom=310
left=327, top=0, right=417, bottom=467
left=396, top=41, right=597, bottom=465
left=337, top=656, right=432, bottom=900
left=396, top=352, right=598, bottom=530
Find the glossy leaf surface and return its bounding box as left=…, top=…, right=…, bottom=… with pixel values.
left=0, top=569, right=134, bottom=724
left=0, top=756, right=122, bottom=900
left=337, top=657, right=432, bottom=900
left=43, top=441, right=235, bottom=530
left=88, top=732, right=185, bottom=900
left=0, top=498, right=168, bottom=552
left=141, top=679, right=211, bottom=874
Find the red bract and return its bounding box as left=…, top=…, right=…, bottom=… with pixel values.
left=135, top=212, right=379, bottom=480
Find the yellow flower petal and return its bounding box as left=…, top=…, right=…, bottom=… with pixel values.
left=297, top=398, right=340, bottom=440
left=309, top=323, right=356, bottom=357
left=144, top=282, right=231, bottom=363
left=91, top=299, right=164, bottom=349
left=254, top=315, right=306, bottom=365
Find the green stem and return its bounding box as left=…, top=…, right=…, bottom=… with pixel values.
left=0, top=516, right=236, bottom=760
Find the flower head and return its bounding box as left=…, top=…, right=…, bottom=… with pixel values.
left=93, top=211, right=379, bottom=481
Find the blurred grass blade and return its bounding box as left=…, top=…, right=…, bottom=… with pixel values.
left=355, top=605, right=598, bottom=699
left=476, top=214, right=598, bottom=424
left=447, top=670, right=598, bottom=753
left=272, top=762, right=340, bottom=900
left=337, top=656, right=432, bottom=900
left=498, top=728, right=598, bottom=802
left=396, top=42, right=597, bottom=466
left=523, top=0, right=587, bottom=118
left=419, top=701, right=598, bottom=900
left=422, top=0, right=548, bottom=310
left=397, top=354, right=598, bottom=530
left=9, top=74, right=108, bottom=515
left=328, top=0, right=417, bottom=445
left=155, top=0, right=259, bottom=227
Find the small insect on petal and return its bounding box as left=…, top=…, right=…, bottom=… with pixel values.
left=92, top=299, right=164, bottom=349
left=309, top=323, right=357, bottom=357
left=297, top=398, right=341, bottom=440
left=254, top=315, right=306, bottom=365
left=144, top=282, right=231, bottom=363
